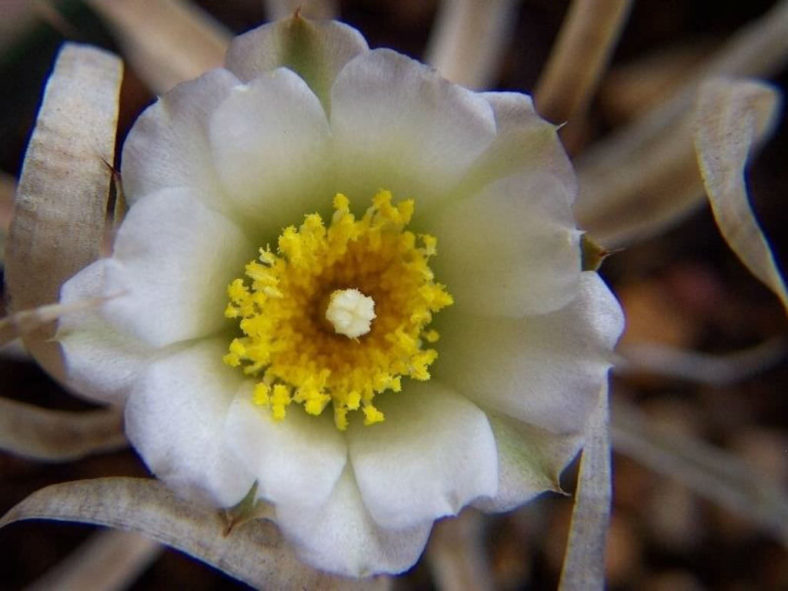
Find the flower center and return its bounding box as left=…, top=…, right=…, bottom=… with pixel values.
left=223, top=190, right=453, bottom=430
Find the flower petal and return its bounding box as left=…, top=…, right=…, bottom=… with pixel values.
left=456, top=91, right=577, bottom=200
left=348, top=381, right=498, bottom=529
left=125, top=338, right=254, bottom=507
left=435, top=272, right=624, bottom=434
left=226, top=17, right=368, bottom=111
left=121, top=68, right=241, bottom=215
left=330, top=49, right=497, bottom=205
left=225, top=388, right=347, bottom=509
left=485, top=91, right=537, bottom=120
left=432, top=171, right=581, bottom=317
left=275, top=466, right=432, bottom=577
left=473, top=412, right=582, bottom=513
left=58, top=259, right=153, bottom=405
left=101, top=188, right=253, bottom=348
left=208, top=68, right=332, bottom=233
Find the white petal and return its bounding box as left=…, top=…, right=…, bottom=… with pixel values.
left=473, top=412, right=582, bottom=513
left=348, top=381, right=498, bottom=529
left=455, top=92, right=577, bottom=200
left=208, top=68, right=332, bottom=233
left=330, top=49, right=497, bottom=205
left=225, top=387, right=347, bottom=509
left=58, top=259, right=153, bottom=405
left=125, top=338, right=254, bottom=507
left=435, top=273, right=624, bottom=434
left=102, top=188, right=253, bottom=348
left=484, top=91, right=537, bottom=121
left=226, top=18, right=368, bottom=110
left=275, top=466, right=432, bottom=577
left=432, top=172, right=581, bottom=317
left=121, top=68, right=241, bottom=216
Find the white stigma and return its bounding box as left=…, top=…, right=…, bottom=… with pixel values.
left=325, top=288, right=376, bottom=338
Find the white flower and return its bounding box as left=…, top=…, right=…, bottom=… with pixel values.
left=57, top=17, right=624, bottom=577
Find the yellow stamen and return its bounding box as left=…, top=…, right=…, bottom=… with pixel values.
left=224, top=190, right=453, bottom=430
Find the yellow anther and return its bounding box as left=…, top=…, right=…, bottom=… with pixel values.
left=333, top=193, right=350, bottom=211
left=420, top=234, right=437, bottom=256
left=270, top=384, right=292, bottom=421
left=253, top=383, right=270, bottom=405
left=423, top=329, right=440, bottom=343
left=362, top=404, right=385, bottom=426
left=345, top=391, right=361, bottom=410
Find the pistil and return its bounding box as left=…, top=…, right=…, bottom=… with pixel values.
left=325, top=288, right=376, bottom=339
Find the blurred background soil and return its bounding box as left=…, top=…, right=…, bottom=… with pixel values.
left=0, top=1, right=786, bottom=589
